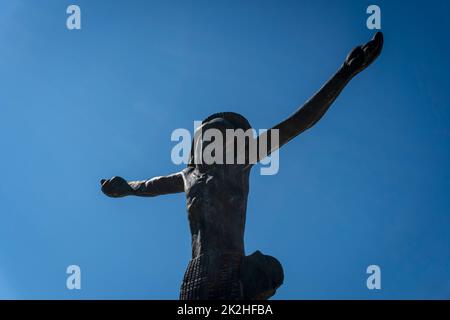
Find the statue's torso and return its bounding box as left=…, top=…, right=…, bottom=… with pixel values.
left=183, top=166, right=250, bottom=258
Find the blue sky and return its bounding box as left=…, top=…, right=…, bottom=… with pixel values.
left=0, top=0, right=449, bottom=299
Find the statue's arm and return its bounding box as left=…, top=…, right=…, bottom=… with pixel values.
left=100, top=172, right=184, bottom=198
left=257, top=32, right=383, bottom=157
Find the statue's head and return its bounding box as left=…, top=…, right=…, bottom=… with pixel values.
left=188, top=112, right=253, bottom=169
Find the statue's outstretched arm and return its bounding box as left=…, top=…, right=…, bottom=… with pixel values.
left=100, top=172, right=184, bottom=198
left=257, top=32, right=383, bottom=158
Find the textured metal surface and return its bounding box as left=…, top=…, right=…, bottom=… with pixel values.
left=180, top=253, right=243, bottom=300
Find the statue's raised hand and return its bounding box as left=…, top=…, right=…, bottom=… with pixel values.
left=100, top=176, right=133, bottom=197
left=344, top=32, right=383, bottom=77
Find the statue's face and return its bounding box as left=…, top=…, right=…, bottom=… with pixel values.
left=192, top=117, right=252, bottom=168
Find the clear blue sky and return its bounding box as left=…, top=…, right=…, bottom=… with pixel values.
left=0, top=0, right=449, bottom=299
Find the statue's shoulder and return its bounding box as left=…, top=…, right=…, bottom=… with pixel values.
left=181, top=167, right=195, bottom=176
left=180, top=167, right=195, bottom=184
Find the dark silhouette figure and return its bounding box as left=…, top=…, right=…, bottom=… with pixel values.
left=100, top=32, right=383, bottom=299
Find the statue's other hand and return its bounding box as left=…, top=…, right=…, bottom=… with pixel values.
left=100, top=176, right=132, bottom=197
left=344, top=31, right=383, bottom=76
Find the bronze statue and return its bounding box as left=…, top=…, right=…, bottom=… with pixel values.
left=100, top=32, right=383, bottom=300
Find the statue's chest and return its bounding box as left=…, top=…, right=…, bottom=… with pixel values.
left=184, top=171, right=247, bottom=221
left=187, top=174, right=220, bottom=199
